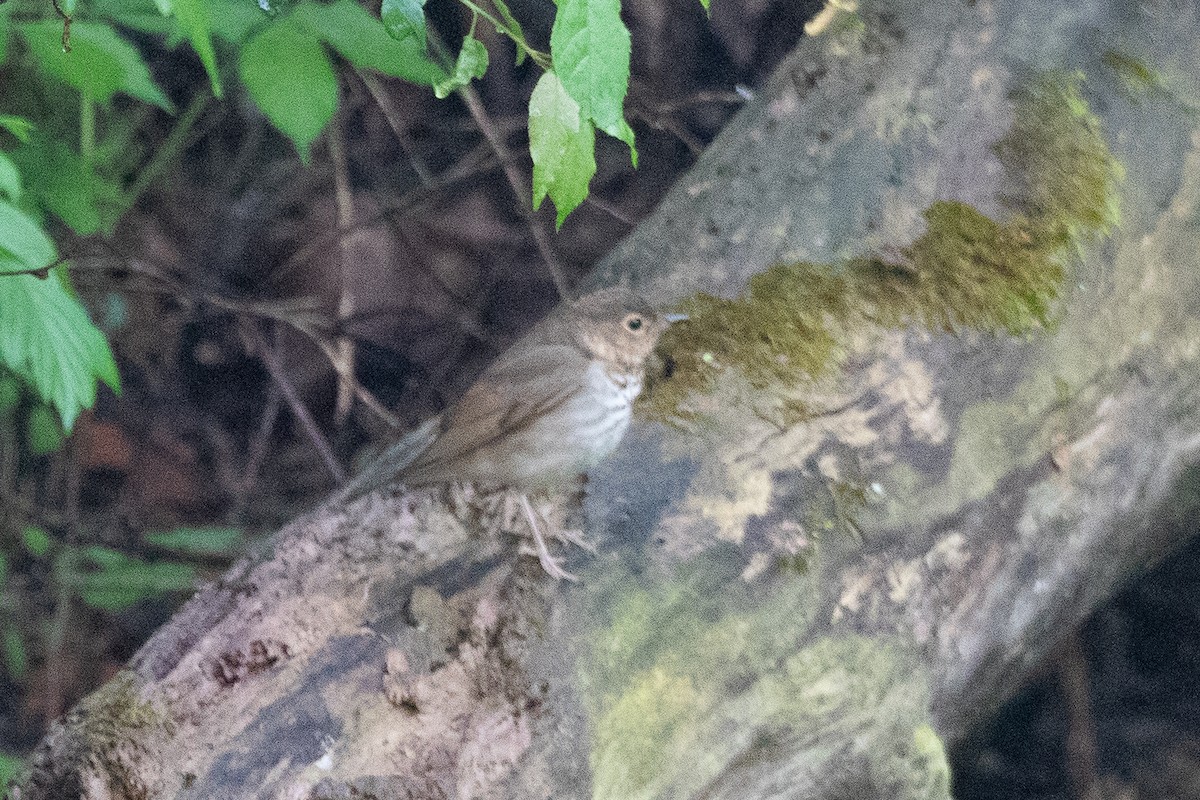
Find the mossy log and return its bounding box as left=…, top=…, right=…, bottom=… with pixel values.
left=15, top=0, right=1200, bottom=798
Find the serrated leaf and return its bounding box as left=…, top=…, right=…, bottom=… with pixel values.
left=75, top=546, right=196, bottom=610
left=293, top=0, right=443, bottom=86
left=0, top=208, right=119, bottom=430
left=172, top=0, right=223, bottom=97
left=239, top=16, right=337, bottom=161
left=145, top=526, right=245, bottom=556
left=11, top=133, right=121, bottom=235
left=0, top=199, right=55, bottom=271
left=0, top=152, right=20, bottom=201
left=0, top=116, right=33, bottom=142
left=433, top=35, right=488, bottom=99
left=529, top=70, right=595, bottom=227
left=19, top=21, right=173, bottom=110
left=380, top=0, right=425, bottom=44
left=549, top=0, right=636, bottom=159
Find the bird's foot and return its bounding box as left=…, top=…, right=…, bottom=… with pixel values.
left=519, top=495, right=580, bottom=582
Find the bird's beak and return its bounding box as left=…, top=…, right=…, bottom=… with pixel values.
left=664, top=313, right=689, bottom=324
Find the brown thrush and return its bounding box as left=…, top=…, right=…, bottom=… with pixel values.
left=341, top=287, right=681, bottom=579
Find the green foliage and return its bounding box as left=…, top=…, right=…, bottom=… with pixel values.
left=433, top=35, right=489, bottom=99
left=0, top=264, right=120, bottom=431
left=11, top=132, right=123, bottom=235
left=71, top=546, right=197, bottom=611
left=0, top=752, right=23, bottom=788
left=19, top=21, right=173, bottom=110
left=21, top=527, right=53, bottom=557
left=0, top=152, right=21, bottom=200
left=0, top=375, right=19, bottom=414
left=2, top=627, right=26, bottom=680
left=380, top=0, right=426, bottom=45
left=145, top=526, right=245, bottom=556
left=550, top=0, right=636, bottom=161
left=239, top=16, right=338, bottom=162
left=171, top=0, right=223, bottom=97
left=530, top=70, right=596, bottom=227
left=293, top=0, right=443, bottom=85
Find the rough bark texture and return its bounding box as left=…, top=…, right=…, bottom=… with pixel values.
left=15, top=0, right=1200, bottom=798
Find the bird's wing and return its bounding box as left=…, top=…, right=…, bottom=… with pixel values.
left=402, top=344, right=590, bottom=479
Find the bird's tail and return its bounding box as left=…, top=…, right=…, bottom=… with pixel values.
left=328, top=416, right=442, bottom=506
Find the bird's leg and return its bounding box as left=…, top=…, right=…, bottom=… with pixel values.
left=528, top=482, right=597, bottom=553
left=519, top=494, right=579, bottom=582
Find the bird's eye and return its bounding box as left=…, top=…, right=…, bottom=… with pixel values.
left=624, top=314, right=644, bottom=331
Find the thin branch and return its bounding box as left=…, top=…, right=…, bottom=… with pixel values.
left=457, top=80, right=572, bottom=300
left=429, top=30, right=573, bottom=301
left=355, top=69, right=436, bottom=187
left=327, top=114, right=359, bottom=426
left=245, top=322, right=345, bottom=484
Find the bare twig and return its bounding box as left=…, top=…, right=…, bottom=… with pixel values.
left=355, top=69, right=436, bottom=187
left=245, top=322, right=345, bottom=484
left=327, top=115, right=359, bottom=426
left=426, top=29, right=573, bottom=301
left=228, top=381, right=283, bottom=524
left=584, top=194, right=637, bottom=227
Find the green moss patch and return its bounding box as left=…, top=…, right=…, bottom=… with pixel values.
left=580, top=561, right=943, bottom=799
left=645, top=72, right=1122, bottom=420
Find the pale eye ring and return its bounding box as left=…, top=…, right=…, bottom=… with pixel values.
left=624, top=314, right=644, bottom=332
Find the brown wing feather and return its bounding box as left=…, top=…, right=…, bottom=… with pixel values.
left=400, top=344, right=590, bottom=482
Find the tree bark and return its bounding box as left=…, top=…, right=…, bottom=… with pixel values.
left=16, top=0, right=1200, bottom=798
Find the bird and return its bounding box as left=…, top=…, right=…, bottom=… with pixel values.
left=338, top=287, right=683, bottom=580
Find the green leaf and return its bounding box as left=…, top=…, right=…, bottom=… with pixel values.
left=0, top=553, right=7, bottom=586
left=380, top=0, right=425, bottom=44
left=172, top=0, right=223, bottom=97
left=293, top=0, right=444, bottom=86
left=433, top=35, right=488, bottom=99
left=490, top=0, right=527, bottom=65
left=75, top=546, right=196, bottom=610
left=2, top=627, right=26, bottom=680
left=0, top=224, right=120, bottom=430
left=22, top=526, right=53, bottom=557
left=10, top=133, right=122, bottom=235
left=0, top=152, right=19, bottom=201
left=0, top=199, right=55, bottom=272
left=19, top=21, right=174, bottom=110
left=204, top=0, right=263, bottom=44
left=26, top=404, right=63, bottom=454
left=549, top=0, right=636, bottom=160
left=145, top=526, right=245, bottom=556
left=0, top=116, right=33, bottom=143
left=529, top=70, right=596, bottom=227
left=698, top=0, right=709, bottom=12
left=239, top=16, right=338, bottom=161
